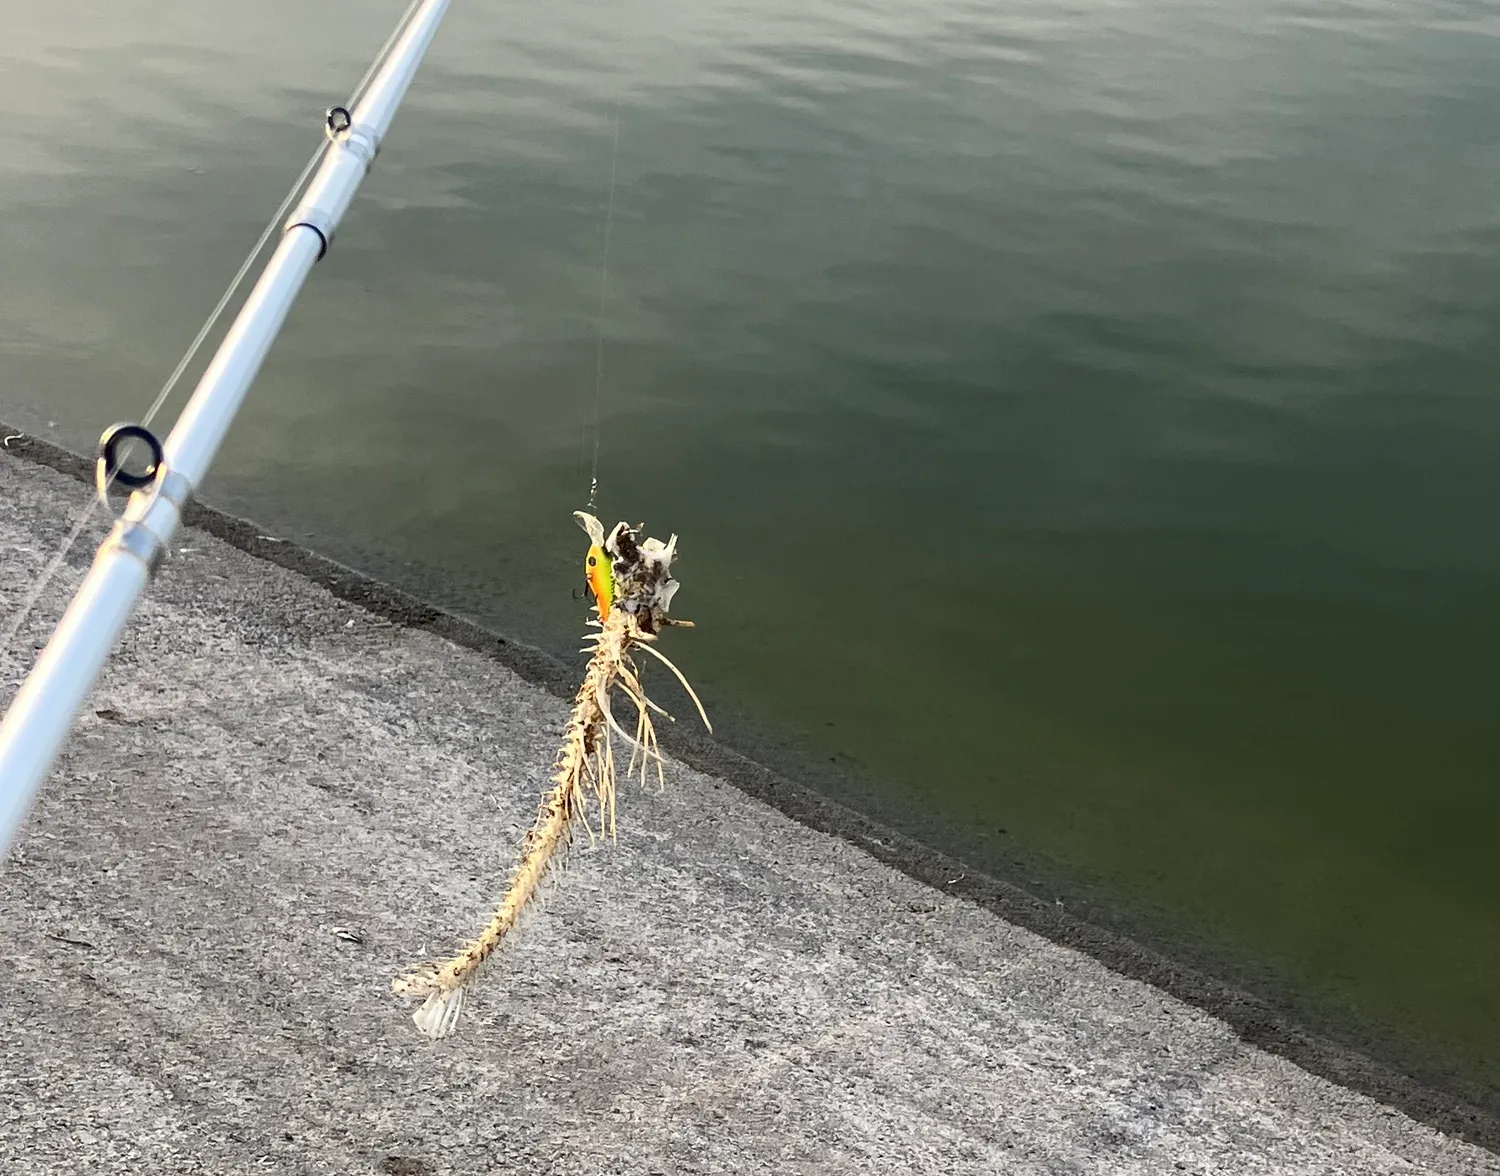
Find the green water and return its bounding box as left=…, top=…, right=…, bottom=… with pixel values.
left=2, top=0, right=1497, bottom=1103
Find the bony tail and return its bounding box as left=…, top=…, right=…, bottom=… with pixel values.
left=390, top=965, right=467, bottom=1040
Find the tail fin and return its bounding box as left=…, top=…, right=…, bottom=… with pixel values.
left=411, top=987, right=466, bottom=1040
left=392, top=964, right=467, bottom=1040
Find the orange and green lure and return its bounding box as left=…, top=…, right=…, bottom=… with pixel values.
left=575, top=509, right=615, bottom=621
left=585, top=543, right=614, bottom=621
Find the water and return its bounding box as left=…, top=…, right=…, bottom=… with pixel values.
left=3, top=0, right=1498, bottom=1104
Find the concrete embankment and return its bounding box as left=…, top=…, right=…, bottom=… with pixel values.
left=1, top=442, right=1496, bottom=1175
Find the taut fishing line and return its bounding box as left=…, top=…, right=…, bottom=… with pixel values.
left=586, top=99, right=623, bottom=512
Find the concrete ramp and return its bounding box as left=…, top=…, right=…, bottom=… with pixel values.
left=1, top=450, right=1494, bottom=1175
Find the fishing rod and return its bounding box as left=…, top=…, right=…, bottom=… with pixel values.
left=0, top=0, right=454, bottom=855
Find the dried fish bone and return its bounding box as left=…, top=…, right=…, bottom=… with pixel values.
left=392, top=512, right=709, bottom=1039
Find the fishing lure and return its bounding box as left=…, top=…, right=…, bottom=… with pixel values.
left=393, top=511, right=709, bottom=1039
left=579, top=514, right=614, bottom=622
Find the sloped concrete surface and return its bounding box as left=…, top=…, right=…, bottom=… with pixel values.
left=1, top=451, right=1495, bottom=1175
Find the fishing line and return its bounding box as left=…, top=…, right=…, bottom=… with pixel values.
left=587, top=100, right=623, bottom=512
left=0, top=143, right=328, bottom=664
left=0, top=1, right=424, bottom=664
left=0, top=141, right=331, bottom=658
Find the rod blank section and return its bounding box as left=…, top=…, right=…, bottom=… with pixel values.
left=0, top=0, right=456, bottom=856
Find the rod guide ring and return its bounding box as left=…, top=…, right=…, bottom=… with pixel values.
left=326, top=106, right=353, bottom=140
left=95, top=423, right=164, bottom=495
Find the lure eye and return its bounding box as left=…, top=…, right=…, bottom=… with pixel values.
left=587, top=555, right=596, bottom=567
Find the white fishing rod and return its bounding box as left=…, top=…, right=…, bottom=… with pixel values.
left=0, top=0, right=454, bottom=855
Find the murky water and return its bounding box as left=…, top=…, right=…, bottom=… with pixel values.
left=2, top=0, right=1497, bottom=1102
